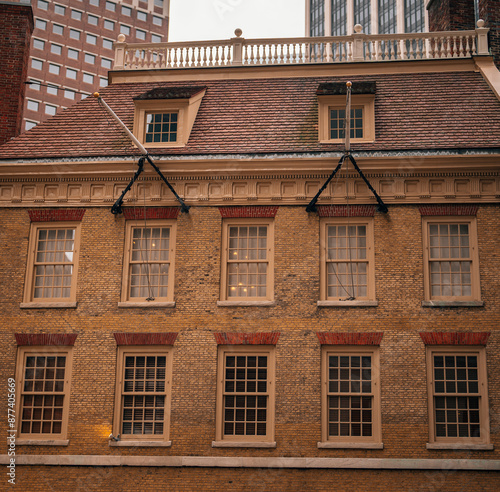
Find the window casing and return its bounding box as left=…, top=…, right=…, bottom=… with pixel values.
left=23, top=222, right=81, bottom=304
left=16, top=347, right=73, bottom=441
left=426, top=346, right=490, bottom=446
left=215, top=346, right=275, bottom=444
left=220, top=219, right=274, bottom=302
left=318, top=94, right=375, bottom=143
left=121, top=220, right=176, bottom=304
left=321, top=346, right=381, bottom=445
left=113, top=346, right=172, bottom=442
left=320, top=218, right=375, bottom=301
left=422, top=217, right=480, bottom=302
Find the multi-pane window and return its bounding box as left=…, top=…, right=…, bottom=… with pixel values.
left=427, top=347, right=489, bottom=446
left=423, top=218, right=480, bottom=301
left=321, top=219, right=374, bottom=301
left=322, top=347, right=381, bottom=444
left=405, top=0, right=425, bottom=33
left=221, top=220, right=273, bottom=301
left=379, top=0, right=397, bottom=34
left=145, top=112, right=178, bottom=143
left=309, top=0, right=324, bottom=37
left=330, top=107, right=363, bottom=140
left=114, top=348, right=172, bottom=440
left=122, top=222, right=176, bottom=303
left=354, top=0, right=371, bottom=34
left=24, top=223, right=80, bottom=303
left=216, top=347, right=275, bottom=443
left=17, top=348, right=73, bottom=440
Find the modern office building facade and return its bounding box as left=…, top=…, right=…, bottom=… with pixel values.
left=307, top=0, right=426, bottom=36
left=23, top=0, right=169, bottom=132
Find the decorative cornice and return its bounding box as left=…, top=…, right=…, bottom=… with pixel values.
left=14, top=334, right=78, bottom=346
left=419, top=332, right=490, bottom=345
left=113, top=333, right=178, bottom=345
left=316, top=332, right=384, bottom=345
left=214, top=332, right=280, bottom=345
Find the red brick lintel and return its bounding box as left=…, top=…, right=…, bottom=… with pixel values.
left=28, top=209, right=85, bottom=222
left=317, top=205, right=376, bottom=217
left=214, top=332, right=280, bottom=345
left=419, top=332, right=490, bottom=346
left=316, top=332, right=383, bottom=345
left=113, top=333, right=178, bottom=345
left=15, top=334, right=78, bottom=346
left=218, top=206, right=279, bottom=218
left=418, top=205, right=479, bottom=216
left=122, top=207, right=180, bottom=220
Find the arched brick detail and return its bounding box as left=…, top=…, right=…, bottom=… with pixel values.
left=214, top=332, right=280, bottom=345
left=113, top=332, right=178, bottom=345
left=122, top=207, right=180, bottom=220
left=15, top=333, right=78, bottom=346
left=317, top=205, right=376, bottom=217
left=28, top=209, right=85, bottom=222
left=316, top=332, right=383, bottom=345
left=418, top=205, right=479, bottom=216
left=218, top=206, right=279, bottom=218
left=419, top=332, right=490, bottom=345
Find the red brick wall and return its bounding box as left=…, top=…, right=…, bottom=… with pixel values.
left=427, top=0, right=476, bottom=31
left=478, top=0, right=500, bottom=68
left=0, top=3, right=33, bottom=145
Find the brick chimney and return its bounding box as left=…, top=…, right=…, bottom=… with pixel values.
left=0, top=1, right=34, bottom=145
left=427, top=0, right=499, bottom=69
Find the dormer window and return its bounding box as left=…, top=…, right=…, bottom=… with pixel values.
left=145, top=112, right=178, bottom=143
left=133, top=86, right=206, bottom=148
left=317, top=82, right=375, bottom=144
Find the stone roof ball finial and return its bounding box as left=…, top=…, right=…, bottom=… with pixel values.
left=117, top=33, right=126, bottom=42
left=354, top=24, right=363, bottom=33
left=477, top=19, right=485, bottom=28
left=234, top=28, right=242, bottom=37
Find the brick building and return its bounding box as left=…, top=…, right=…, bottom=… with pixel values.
left=0, top=0, right=33, bottom=145
left=22, top=0, right=170, bottom=132
left=0, top=5, right=499, bottom=492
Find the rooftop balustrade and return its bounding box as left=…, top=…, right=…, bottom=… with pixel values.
left=113, top=21, right=490, bottom=71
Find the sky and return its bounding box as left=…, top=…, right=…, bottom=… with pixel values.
left=168, top=0, right=306, bottom=42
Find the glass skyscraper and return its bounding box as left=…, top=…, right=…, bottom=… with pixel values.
left=307, top=0, right=426, bottom=36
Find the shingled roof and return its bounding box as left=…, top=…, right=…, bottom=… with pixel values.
left=0, top=71, right=499, bottom=160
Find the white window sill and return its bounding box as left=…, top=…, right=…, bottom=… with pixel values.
left=117, top=302, right=175, bottom=308
left=16, top=439, right=69, bottom=446
left=20, top=302, right=77, bottom=309
left=109, top=440, right=172, bottom=447
left=212, top=441, right=276, bottom=448
left=217, top=301, right=276, bottom=307
left=317, top=300, right=379, bottom=307
left=426, top=442, right=493, bottom=450
left=318, top=441, right=383, bottom=449
left=422, top=301, right=484, bottom=308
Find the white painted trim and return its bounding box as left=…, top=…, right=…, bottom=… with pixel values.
left=0, top=455, right=499, bottom=470
left=421, top=301, right=484, bottom=308
left=20, top=302, right=77, bottom=309
left=426, top=443, right=494, bottom=451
